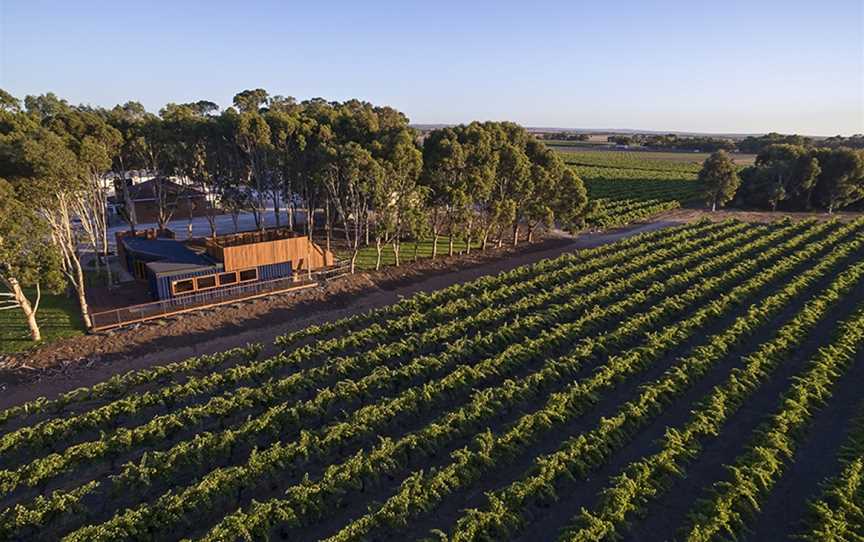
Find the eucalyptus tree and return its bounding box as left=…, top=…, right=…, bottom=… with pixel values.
left=322, top=142, right=382, bottom=272
left=0, top=179, right=64, bottom=341
left=492, top=141, right=530, bottom=246
left=228, top=107, right=272, bottom=229
left=265, top=103, right=306, bottom=230
left=160, top=101, right=222, bottom=236
left=552, top=167, right=589, bottom=233
left=457, top=122, right=496, bottom=253
left=420, top=127, right=468, bottom=257
left=523, top=138, right=566, bottom=242
left=373, top=127, right=423, bottom=266
left=105, top=101, right=150, bottom=231
left=29, top=100, right=123, bottom=284
left=749, top=144, right=821, bottom=210
left=12, top=122, right=94, bottom=328
left=810, top=147, right=864, bottom=213
left=0, top=94, right=65, bottom=340
left=699, top=150, right=740, bottom=212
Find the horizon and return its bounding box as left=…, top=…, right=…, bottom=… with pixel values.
left=1, top=0, right=862, bottom=136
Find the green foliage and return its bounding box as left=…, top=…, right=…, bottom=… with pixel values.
left=0, top=179, right=63, bottom=291
left=737, top=145, right=864, bottom=212
left=699, top=150, right=740, bottom=211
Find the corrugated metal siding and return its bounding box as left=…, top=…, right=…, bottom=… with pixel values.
left=258, top=261, right=293, bottom=280
left=154, top=267, right=219, bottom=300
left=147, top=271, right=159, bottom=301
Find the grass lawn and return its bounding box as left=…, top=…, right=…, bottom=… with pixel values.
left=0, top=290, right=86, bottom=354
left=345, top=237, right=480, bottom=270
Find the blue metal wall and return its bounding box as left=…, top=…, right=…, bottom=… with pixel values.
left=257, top=261, right=293, bottom=280
left=150, top=261, right=292, bottom=301
left=152, top=267, right=219, bottom=301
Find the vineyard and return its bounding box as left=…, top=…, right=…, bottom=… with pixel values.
left=561, top=151, right=702, bottom=228
left=1, top=219, right=863, bottom=541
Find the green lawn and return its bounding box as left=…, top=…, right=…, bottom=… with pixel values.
left=344, top=237, right=480, bottom=270
left=0, top=290, right=86, bottom=354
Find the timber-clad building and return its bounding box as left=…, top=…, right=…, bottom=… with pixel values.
left=117, top=228, right=334, bottom=301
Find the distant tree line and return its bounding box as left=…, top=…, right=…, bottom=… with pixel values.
left=0, top=88, right=588, bottom=341
left=604, top=132, right=864, bottom=154
left=539, top=132, right=590, bottom=142
left=698, top=146, right=864, bottom=213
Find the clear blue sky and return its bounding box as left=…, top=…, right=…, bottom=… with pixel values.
left=1, top=0, right=862, bottom=135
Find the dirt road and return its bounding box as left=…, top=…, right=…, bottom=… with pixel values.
left=0, top=220, right=678, bottom=409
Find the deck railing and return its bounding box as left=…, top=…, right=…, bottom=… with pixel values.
left=89, top=261, right=350, bottom=331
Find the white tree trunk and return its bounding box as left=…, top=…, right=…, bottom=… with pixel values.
left=5, top=278, right=41, bottom=341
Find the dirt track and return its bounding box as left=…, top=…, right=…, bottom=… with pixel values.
left=0, top=221, right=678, bottom=409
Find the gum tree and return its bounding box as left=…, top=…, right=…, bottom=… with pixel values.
left=0, top=179, right=64, bottom=341
left=699, top=150, right=740, bottom=212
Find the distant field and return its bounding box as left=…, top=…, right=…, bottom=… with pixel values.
left=559, top=150, right=704, bottom=228
left=555, top=146, right=757, bottom=166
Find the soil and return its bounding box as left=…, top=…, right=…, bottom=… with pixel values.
left=0, top=221, right=676, bottom=410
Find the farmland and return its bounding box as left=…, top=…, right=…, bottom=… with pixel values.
left=561, top=151, right=703, bottom=228
left=0, top=218, right=862, bottom=541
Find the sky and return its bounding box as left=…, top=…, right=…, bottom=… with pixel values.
left=1, top=0, right=862, bottom=136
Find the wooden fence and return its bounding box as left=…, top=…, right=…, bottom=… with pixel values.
left=89, top=261, right=350, bottom=332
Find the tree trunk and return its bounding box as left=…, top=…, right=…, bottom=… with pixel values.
left=711, top=200, right=717, bottom=212
left=375, top=238, right=383, bottom=271
left=448, top=235, right=454, bottom=257
left=413, top=241, right=420, bottom=262
left=121, top=176, right=138, bottom=233
left=72, top=256, right=93, bottom=329
left=465, top=233, right=472, bottom=255
left=103, top=247, right=114, bottom=289
left=8, top=278, right=41, bottom=341
left=231, top=212, right=240, bottom=233
left=512, top=222, right=520, bottom=246
left=273, top=196, right=281, bottom=228
left=392, top=240, right=400, bottom=267
left=325, top=202, right=332, bottom=253
left=350, top=249, right=358, bottom=274
left=365, top=214, right=371, bottom=246
left=432, top=230, right=440, bottom=259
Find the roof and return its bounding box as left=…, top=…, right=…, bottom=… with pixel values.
left=110, top=178, right=206, bottom=203
left=145, top=260, right=219, bottom=276
left=122, top=237, right=218, bottom=275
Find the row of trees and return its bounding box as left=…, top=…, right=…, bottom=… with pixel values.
left=605, top=132, right=864, bottom=154
left=0, top=88, right=589, bottom=342
left=699, top=147, right=864, bottom=213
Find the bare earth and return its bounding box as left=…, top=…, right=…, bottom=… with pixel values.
left=0, top=221, right=676, bottom=409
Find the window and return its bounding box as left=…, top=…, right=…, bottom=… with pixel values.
left=238, top=268, right=258, bottom=282
left=172, top=279, right=195, bottom=295
left=218, top=272, right=238, bottom=286
left=196, top=275, right=217, bottom=290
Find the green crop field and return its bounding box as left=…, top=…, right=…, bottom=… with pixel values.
left=559, top=151, right=703, bottom=228
left=554, top=146, right=757, bottom=166
left=2, top=219, right=863, bottom=541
